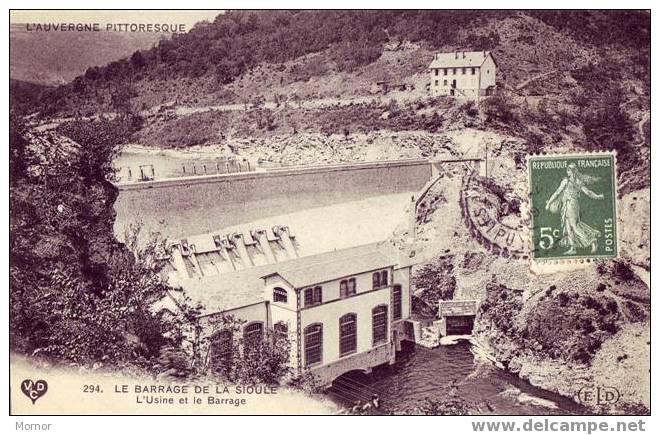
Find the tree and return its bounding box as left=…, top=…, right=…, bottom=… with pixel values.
left=201, top=316, right=293, bottom=385
left=130, top=51, right=146, bottom=69
left=10, top=119, right=173, bottom=367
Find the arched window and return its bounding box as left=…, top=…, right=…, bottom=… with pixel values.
left=372, top=272, right=380, bottom=289
left=339, top=313, right=357, bottom=356
left=304, top=323, right=323, bottom=367
left=372, top=305, right=388, bottom=346
left=210, top=329, right=233, bottom=370
left=244, top=322, right=263, bottom=346
left=273, top=287, right=288, bottom=303
left=274, top=321, right=288, bottom=341
left=392, top=285, right=402, bottom=320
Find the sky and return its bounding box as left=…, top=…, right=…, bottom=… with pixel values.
left=10, top=10, right=224, bottom=30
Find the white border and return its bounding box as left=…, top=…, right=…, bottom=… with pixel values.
left=2, top=3, right=656, bottom=435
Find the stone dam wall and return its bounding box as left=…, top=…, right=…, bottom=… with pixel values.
left=114, top=159, right=432, bottom=239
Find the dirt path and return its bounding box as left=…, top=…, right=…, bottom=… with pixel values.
left=617, top=110, right=649, bottom=196
left=515, top=70, right=557, bottom=91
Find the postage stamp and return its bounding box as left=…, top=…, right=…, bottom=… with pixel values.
left=528, top=152, right=618, bottom=263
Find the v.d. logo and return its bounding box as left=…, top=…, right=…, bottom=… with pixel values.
left=20, top=379, right=48, bottom=404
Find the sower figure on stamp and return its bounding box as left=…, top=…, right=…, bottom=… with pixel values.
left=545, top=163, right=604, bottom=255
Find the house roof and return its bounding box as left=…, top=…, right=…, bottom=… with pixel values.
left=170, top=241, right=408, bottom=316
left=429, top=51, right=495, bottom=69
left=262, top=243, right=397, bottom=288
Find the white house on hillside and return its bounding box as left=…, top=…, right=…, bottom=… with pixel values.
left=429, top=51, right=497, bottom=99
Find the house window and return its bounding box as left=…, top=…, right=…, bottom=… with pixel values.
left=304, top=323, right=323, bottom=366
left=244, top=322, right=263, bottom=346
left=434, top=80, right=439, bottom=86
left=443, top=80, right=448, bottom=86
left=443, top=68, right=448, bottom=76
left=304, top=286, right=322, bottom=307
left=274, top=321, right=288, bottom=341
left=339, top=314, right=357, bottom=356
left=210, top=329, right=233, bottom=370
left=452, top=68, right=457, bottom=75
left=434, top=69, right=438, bottom=76
left=392, top=285, right=402, bottom=320
left=380, top=270, right=388, bottom=287
left=372, top=305, right=388, bottom=345
left=340, top=278, right=356, bottom=298
left=273, top=287, right=288, bottom=303
left=462, top=67, right=466, bottom=75
left=471, top=67, right=476, bottom=75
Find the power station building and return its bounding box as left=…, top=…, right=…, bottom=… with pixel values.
left=156, top=229, right=414, bottom=386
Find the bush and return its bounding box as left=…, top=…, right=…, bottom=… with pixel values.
left=412, top=256, right=456, bottom=317
left=10, top=119, right=174, bottom=367
left=483, top=94, right=518, bottom=128
left=460, top=100, right=479, bottom=117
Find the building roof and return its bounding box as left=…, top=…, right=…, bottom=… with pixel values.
left=171, top=263, right=274, bottom=316
left=438, top=300, right=479, bottom=317
left=262, top=243, right=396, bottom=288
left=429, top=51, right=495, bottom=69
left=170, top=241, right=408, bottom=316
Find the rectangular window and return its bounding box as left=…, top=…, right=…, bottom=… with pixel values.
left=462, top=67, right=466, bottom=74
left=471, top=67, right=476, bottom=75
left=434, top=69, right=438, bottom=76
left=392, top=285, right=402, bottom=320
left=339, top=314, right=357, bottom=356
left=372, top=270, right=389, bottom=289
left=443, top=68, right=447, bottom=76
left=304, top=286, right=323, bottom=307
left=340, top=278, right=356, bottom=298
left=372, top=306, right=388, bottom=346
left=348, top=278, right=356, bottom=295
left=443, top=80, right=448, bottom=86
left=434, top=80, right=439, bottom=86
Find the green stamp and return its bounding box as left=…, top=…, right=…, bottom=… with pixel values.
left=528, top=152, right=618, bottom=261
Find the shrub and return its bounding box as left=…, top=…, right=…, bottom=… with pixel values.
left=460, top=100, right=479, bottom=117
left=483, top=94, right=518, bottom=128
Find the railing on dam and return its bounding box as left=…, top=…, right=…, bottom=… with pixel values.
left=115, top=158, right=431, bottom=191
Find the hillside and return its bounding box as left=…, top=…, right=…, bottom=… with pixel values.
left=10, top=23, right=167, bottom=86
left=402, top=139, right=650, bottom=413
left=9, top=79, right=53, bottom=115
left=21, top=11, right=646, bottom=110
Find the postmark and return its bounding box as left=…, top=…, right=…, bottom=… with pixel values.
left=528, top=152, right=618, bottom=263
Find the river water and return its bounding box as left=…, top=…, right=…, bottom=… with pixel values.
left=326, top=341, right=586, bottom=415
